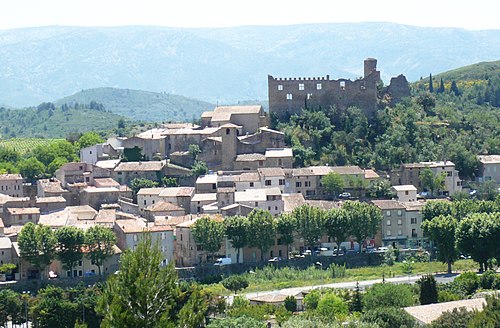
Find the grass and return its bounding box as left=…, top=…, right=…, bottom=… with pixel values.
left=203, top=259, right=478, bottom=296
left=0, top=138, right=65, bottom=154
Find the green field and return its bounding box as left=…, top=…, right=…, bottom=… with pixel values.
left=0, top=138, right=64, bottom=154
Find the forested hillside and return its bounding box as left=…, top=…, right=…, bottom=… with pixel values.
left=55, top=87, right=215, bottom=122
left=276, top=61, right=500, bottom=179
left=0, top=102, right=131, bottom=138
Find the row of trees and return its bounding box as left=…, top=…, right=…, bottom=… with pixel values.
left=192, top=201, right=382, bottom=263
left=421, top=199, right=500, bottom=273
left=18, top=223, right=116, bottom=277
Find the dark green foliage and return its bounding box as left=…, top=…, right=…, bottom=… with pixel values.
left=191, top=160, right=208, bottom=177
left=428, top=307, right=474, bottom=328
left=84, top=225, right=116, bottom=276
left=316, top=293, right=348, bottom=320
left=362, top=307, right=417, bottom=328
left=162, top=176, right=178, bottom=187
left=292, top=205, right=325, bottom=254
left=276, top=213, right=296, bottom=258
left=206, top=315, right=266, bottom=328
left=77, top=132, right=104, bottom=149
left=342, top=201, right=382, bottom=253
left=453, top=272, right=479, bottom=295
left=18, top=223, right=57, bottom=272
left=224, top=215, right=249, bottom=264
left=129, top=178, right=159, bottom=195
left=222, top=275, right=249, bottom=294
left=324, top=208, right=350, bottom=256
left=123, top=146, right=143, bottom=161
left=321, top=172, right=344, bottom=197
left=479, top=270, right=497, bottom=289
left=0, top=289, right=24, bottom=327
left=31, top=286, right=79, bottom=328
left=363, top=283, right=416, bottom=311
left=192, top=216, right=225, bottom=262
left=421, top=215, right=458, bottom=274
left=417, top=274, right=438, bottom=305
left=18, top=157, right=45, bottom=181
left=429, top=74, right=434, bottom=93
left=284, top=296, right=297, bottom=312
left=55, top=226, right=85, bottom=275
left=351, top=281, right=363, bottom=312
left=247, top=209, right=276, bottom=261
left=468, top=294, right=500, bottom=327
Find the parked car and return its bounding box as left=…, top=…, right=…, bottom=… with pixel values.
left=214, top=257, right=232, bottom=266
left=268, top=257, right=282, bottom=262
left=339, top=192, right=351, bottom=199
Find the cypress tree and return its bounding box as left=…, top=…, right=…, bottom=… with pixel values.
left=352, top=281, right=363, bottom=312
left=437, top=78, right=445, bottom=93
left=429, top=73, right=434, bottom=93
left=417, top=274, right=438, bottom=305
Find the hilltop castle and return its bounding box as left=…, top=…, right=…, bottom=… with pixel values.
left=268, top=58, right=410, bottom=119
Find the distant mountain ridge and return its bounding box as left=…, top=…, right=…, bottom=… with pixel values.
left=0, top=23, right=499, bottom=107
left=55, top=87, right=215, bottom=122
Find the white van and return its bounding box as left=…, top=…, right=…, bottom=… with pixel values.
left=214, top=257, right=232, bottom=266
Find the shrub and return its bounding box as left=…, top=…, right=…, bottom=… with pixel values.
left=454, top=271, right=479, bottom=295
left=479, top=270, right=497, bottom=290
left=437, top=290, right=461, bottom=303
left=304, top=290, right=321, bottom=310
left=206, top=316, right=266, bottom=328
left=363, top=283, right=416, bottom=311
left=222, top=275, right=249, bottom=294
left=428, top=307, right=474, bottom=328
left=467, top=294, right=500, bottom=327
left=417, top=274, right=438, bottom=305
left=362, top=307, right=417, bottom=328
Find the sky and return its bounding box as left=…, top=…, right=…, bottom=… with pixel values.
left=0, top=0, right=498, bottom=31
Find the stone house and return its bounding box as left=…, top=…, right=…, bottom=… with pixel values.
left=0, top=235, right=12, bottom=266
left=0, top=174, right=24, bottom=197
left=137, top=187, right=194, bottom=215
left=55, top=162, right=111, bottom=187
left=190, top=193, right=218, bottom=214
left=37, top=178, right=70, bottom=200
left=80, top=187, right=120, bottom=210
left=143, top=201, right=186, bottom=221
left=234, top=187, right=284, bottom=216
left=5, top=207, right=40, bottom=226
left=391, top=161, right=462, bottom=196
left=113, top=161, right=167, bottom=185
left=477, top=155, right=500, bottom=183
left=35, top=196, right=67, bottom=213
left=257, top=168, right=287, bottom=193
left=392, top=185, right=418, bottom=202
left=201, top=105, right=269, bottom=135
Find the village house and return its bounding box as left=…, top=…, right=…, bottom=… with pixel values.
left=113, top=160, right=191, bottom=185
left=5, top=207, right=40, bottom=226
left=37, top=178, right=70, bottom=199
left=142, top=201, right=186, bottom=221
left=137, top=187, right=194, bottom=215
left=35, top=196, right=67, bottom=213
left=391, top=161, right=462, bottom=196
left=234, top=187, right=284, bottom=216
left=477, top=155, right=500, bottom=183
left=201, top=105, right=269, bottom=135
left=0, top=174, right=24, bottom=197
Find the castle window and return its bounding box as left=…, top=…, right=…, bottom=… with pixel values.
left=286, top=93, right=293, bottom=100
left=226, top=128, right=230, bottom=135
left=278, top=84, right=283, bottom=91
left=340, top=81, right=345, bottom=90
left=316, top=83, right=322, bottom=90
left=298, top=83, right=304, bottom=90
left=307, top=93, right=313, bottom=99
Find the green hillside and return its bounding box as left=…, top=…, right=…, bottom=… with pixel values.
left=55, top=87, right=215, bottom=122
left=0, top=104, right=130, bottom=139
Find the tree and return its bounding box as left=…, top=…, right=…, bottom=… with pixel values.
left=429, top=307, right=474, bottom=328
left=18, top=223, right=56, bottom=277
left=206, top=316, right=266, bottom=328
left=85, top=225, right=116, bottom=276
left=321, top=172, right=344, bottom=198
left=192, top=216, right=225, bottom=263
left=97, top=234, right=179, bottom=328
left=0, top=289, right=23, bottom=327
left=467, top=294, right=500, bottom=327
left=422, top=200, right=454, bottom=221
left=224, top=215, right=249, bottom=263
left=31, top=286, right=79, bottom=328
left=162, top=176, right=178, bottom=187
left=437, top=78, right=445, bottom=94
left=366, top=179, right=395, bottom=199
left=33, top=140, right=78, bottom=166
left=222, top=275, right=249, bottom=294
left=284, top=296, right=297, bottom=313
left=456, top=212, right=500, bottom=272
left=422, top=215, right=458, bottom=274
left=343, top=201, right=382, bottom=253
left=191, top=161, right=208, bottom=178
left=450, top=80, right=461, bottom=96
left=247, top=209, right=276, bottom=261
left=316, top=293, right=348, bottom=321
left=362, top=307, right=417, bottom=328
left=129, top=178, right=159, bottom=195
left=188, top=144, right=201, bottom=160
left=276, top=213, right=295, bottom=259
left=0, top=146, right=20, bottom=163
left=292, top=205, right=325, bottom=255
left=18, top=157, right=45, bottom=181
left=77, top=132, right=104, bottom=149
left=324, top=208, right=350, bottom=256
left=420, top=168, right=446, bottom=196
left=363, top=283, right=416, bottom=311
left=55, top=226, right=85, bottom=277
left=352, top=281, right=363, bottom=312
left=429, top=73, right=434, bottom=93
left=417, top=274, right=438, bottom=305
left=117, top=118, right=126, bottom=129
left=177, top=286, right=208, bottom=328
left=47, top=157, right=68, bottom=176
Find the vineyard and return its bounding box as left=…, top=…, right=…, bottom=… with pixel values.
left=0, top=138, right=64, bottom=154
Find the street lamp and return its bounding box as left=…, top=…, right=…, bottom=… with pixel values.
left=315, top=262, right=323, bottom=287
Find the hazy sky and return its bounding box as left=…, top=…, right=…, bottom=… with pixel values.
left=0, top=0, right=498, bottom=31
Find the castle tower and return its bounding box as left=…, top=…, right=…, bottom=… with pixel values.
left=364, top=58, right=378, bottom=78
left=220, top=123, right=240, bottom=171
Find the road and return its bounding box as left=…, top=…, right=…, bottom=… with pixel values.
left=239, top=273, right=459, bottom=302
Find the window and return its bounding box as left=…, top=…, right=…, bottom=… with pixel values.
left=279, top=179, right=285, bottom=186
left=398, top=219, right=402, bottom=225
left=265, top=180, right=272, bottom=186
left=340, top=81, right=345, bottom=89
left=447, top=171, right=452, bottom=177
left=226, top=128, right=230, bottom=135
left=144, top=200, right=147, bottom=205
left=386, top=210, right=391, bottom=216
left=387, top=230, right=392, bottom=236
left=275, top=206, right=278, bottom=211
left=278, top=159, right=282, bottom=166
left=398, top=230, right=402, bottom=236
left=255, top=202, right=258, bottom=207
left=278, top=84, right=283, bottom=91
left=259, top=160, right=264, bottom=167
left=412, top=229, right=418, bottom=238
left=296, top=181, right=302, bottom=188
left=286, top=93, right=293, bottom=100
left=316, top=83, right=322, bottom=90
left=397, top=210, right=403, bottom=216
left=298, top=83, right=304, bottom=90
left=249, top=182, right=254, bottom=187
left=307, top=93, right=313, bottom=99
left=78, top=260, right=83, bottom=266
left=305, top=181, right=311, bottom=187
left=268, top=206, right=271, bottom=211
left=212, top=183, right=216, bottom=190
left=386, top=220, right=391, bottom=226
left=411, top=217, right=417, bottom=224
left=89, top=150, right=92, bottom=154
left=133, top=234, right=138, bottom=241
left=405, top=191, right=409, bottom=195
